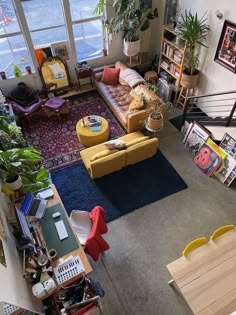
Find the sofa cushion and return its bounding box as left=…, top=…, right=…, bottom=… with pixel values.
left=120, top=68, right=145, bottom=88
left=90, top=149, right=118, bottom=162
left=126, top=136, right=150, bottom=148
left=101, top=67, right=120, bottom=86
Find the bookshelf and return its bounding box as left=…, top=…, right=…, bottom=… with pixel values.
left=158, top=25, right=187, bottom=104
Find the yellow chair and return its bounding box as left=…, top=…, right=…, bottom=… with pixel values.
left=182, top=237, right=208, bottom=256
left=168, top=237, right=207, bottom=286
left=210, top=225, right=234, bottom=240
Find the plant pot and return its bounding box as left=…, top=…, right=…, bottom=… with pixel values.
left=5, top=174, right=23, bottom=191
left=147, top=112, right=163, bottom=130
left=123, top=39, right=141, bottom=57
left=181, top=72, right=199, bottom=89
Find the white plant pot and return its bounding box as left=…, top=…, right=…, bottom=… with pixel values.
left=123, top=39, right=141, bottom=57
left=5, top=175, right=23, bottom=191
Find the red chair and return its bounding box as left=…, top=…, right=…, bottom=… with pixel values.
left=70, top=206, right=110, bottom=262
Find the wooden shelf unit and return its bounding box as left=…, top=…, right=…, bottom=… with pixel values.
left=158, top=25, right=187, bottom=104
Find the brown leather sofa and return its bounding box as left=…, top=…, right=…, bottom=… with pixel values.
left=95, top=61, right=159, bottom=133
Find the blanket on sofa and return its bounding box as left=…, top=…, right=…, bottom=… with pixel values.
left=119, top=68, right=145, bottom=88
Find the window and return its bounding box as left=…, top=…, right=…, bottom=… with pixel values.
left=0, top=0, right=105, bottom=79
left=69, top=0, right=104, bottom=61
left=21, top=0, right=68, bottom=49
left=0, top=0, right=33, bottom=78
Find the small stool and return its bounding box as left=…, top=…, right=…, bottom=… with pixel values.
left=42, top=97, right=70, bottom=119
left=144, top=71, right=158, bottom=84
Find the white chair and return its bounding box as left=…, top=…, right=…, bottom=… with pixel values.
left=69, top=206, right=110, bottom=262
left=70, top=210, right=92, bottom=245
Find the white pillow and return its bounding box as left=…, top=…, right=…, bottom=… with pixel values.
left=120, top=68, right=145, bottom=88
left=48, top=63, right=65, bottom=79
left=104, top=139, right=127, bottom=150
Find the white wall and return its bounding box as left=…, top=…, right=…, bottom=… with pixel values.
left=179, top=0, right=236, bottom=96
left=0, top=185, right=42, bottom=313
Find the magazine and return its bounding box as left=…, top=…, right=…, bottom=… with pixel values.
left=220, top=133, right=236, bottom=160
left=215, top=153, right=236, bottom=185
left=193, top=143, right=222, bottom=177
left=185, top=121, right=211, bottom=156
left=206, top=138, right=227, bottom=160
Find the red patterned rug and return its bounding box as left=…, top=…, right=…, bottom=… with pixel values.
left=22, top=92, right=126, bottom=171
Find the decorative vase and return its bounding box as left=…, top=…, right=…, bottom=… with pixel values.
left=5, top=174, right=23, bottom=191
left=123, top=39, right=141, bottom=57
left=147, top=112, right=164, bottom=130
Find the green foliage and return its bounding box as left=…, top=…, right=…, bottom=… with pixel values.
left=142, top=82, right=173, bottom=113
left=0, top=131, right=12, bottom=151
left=22, top=168, right=49, bottom=193
left=11, top=64, right=22, bottom=77
left=0, top=146, right=42, bottom=178
left=177, top=10, right=210, bottom=75
left=0, top=117, right=26, bottom=150
left=0, top=146, right=49, bottom=193
left=95, top=0, right=158, bottom=42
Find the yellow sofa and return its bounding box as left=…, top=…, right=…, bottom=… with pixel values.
left=80, top=131, right=159, bottom=179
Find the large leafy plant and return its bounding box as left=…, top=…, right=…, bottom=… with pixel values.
left=0, top=146, right=49, bottom=193
left=95, top=0, right=158, bottom=42
left=0, top=117, right=25, bottom=151
left=177, top=10, right=210, bottom=75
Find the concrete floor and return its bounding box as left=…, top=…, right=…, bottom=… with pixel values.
left=89, top=112, right=236, bottom=315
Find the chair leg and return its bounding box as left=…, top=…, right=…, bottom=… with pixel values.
left=168, top=279, right=175, bottom=286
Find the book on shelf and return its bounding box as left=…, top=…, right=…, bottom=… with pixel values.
left=161, top=60, right=170, bottom=69
left=173, top=51, right=182, bottom=63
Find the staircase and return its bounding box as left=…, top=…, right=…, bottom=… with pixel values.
left=182, top=90, right=236, bottom=140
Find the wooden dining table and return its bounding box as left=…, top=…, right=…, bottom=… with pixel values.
left=166, top=229, right=236, bottom=315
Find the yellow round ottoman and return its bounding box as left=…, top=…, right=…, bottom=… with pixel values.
left=76, top=116, right=109, bottom=147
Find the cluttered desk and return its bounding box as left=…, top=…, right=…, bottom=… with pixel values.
left=10, top=184, right=102, bottom=314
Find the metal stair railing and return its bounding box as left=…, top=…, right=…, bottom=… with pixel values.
left=181, top=90, right=236, bottom=127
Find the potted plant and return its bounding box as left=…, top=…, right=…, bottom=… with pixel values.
left=94, top=0, right=158, bottom=56
left=177, top=10, right=210, bottom=88
left=140, top=85, right=172, bottom=130
left=0, top=146, right=49, bottom=192
left=0, top=117, right=26, bottom=151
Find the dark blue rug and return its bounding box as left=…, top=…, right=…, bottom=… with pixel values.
left=51, top=151, right=188, bottom=222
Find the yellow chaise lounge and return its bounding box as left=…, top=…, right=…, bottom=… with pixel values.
left=80, top=131, right=159, bottom=179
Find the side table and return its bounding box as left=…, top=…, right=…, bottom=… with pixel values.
left=76, top=116, right=109, bottom=147
left=75, top=65, right=94, bottom=90
left=144, top=71, right=158, bottom=84
left=145, top=122, right=163, bottom=138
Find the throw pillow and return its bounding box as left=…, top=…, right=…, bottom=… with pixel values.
left=126, top=136, right=150, bottom=148
left=101, top=67, right=120, bottom=86
left=119, top=69, right=145, bottom=88
left=104, top=139, right=127, bottom=150
left=90, top=149, right=118, bottom=162
left=129, top=96, right=144, bottom=111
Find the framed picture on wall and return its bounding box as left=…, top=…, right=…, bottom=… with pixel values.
left=50, top=41, right=70, bottom=61
left=214, top=20, right=236, bottom=73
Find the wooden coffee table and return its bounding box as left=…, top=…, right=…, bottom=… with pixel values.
left=76, top=116, right=109, bottom=147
